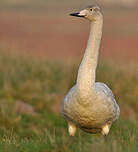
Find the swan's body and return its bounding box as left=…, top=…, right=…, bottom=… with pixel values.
left=61, top=5, right=120, bottom=137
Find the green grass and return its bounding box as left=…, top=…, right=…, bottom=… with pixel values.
left=0, top=52, right=137, bottom=152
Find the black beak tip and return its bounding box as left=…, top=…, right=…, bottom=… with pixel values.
left=69, top=13, right=73, bottom=16
left=69, top=12, right=84, bottom=18
left=69, top=12, right=79, bottom=16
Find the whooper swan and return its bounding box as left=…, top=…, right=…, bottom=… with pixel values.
left=61, top=5, right=120, bottom=137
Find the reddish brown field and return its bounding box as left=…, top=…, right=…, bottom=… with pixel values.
left=0, top=1, right=138, bottom=62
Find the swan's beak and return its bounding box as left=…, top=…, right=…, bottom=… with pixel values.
left=70, top=12, right=84, bottom=17
left=70, top=9, right=87, bottom=18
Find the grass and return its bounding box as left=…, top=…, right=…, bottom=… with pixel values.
left=0, top=52, right=137, bottom=152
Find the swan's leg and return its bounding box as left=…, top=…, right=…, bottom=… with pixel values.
left=68, top=121, right=77, bottom=137
left=101, top=124, right=110, bottom=136
left=101, top=124, right=110, bottom=143
left=66, top=121, right=77, bottom=147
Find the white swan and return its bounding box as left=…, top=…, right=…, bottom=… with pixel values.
left=61, top=5, right=120, bottom=137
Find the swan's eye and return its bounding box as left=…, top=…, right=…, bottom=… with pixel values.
left=90, top=8, right=92, bottom=11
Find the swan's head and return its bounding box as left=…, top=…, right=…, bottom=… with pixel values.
left=70, top=5, right=102, bottom=22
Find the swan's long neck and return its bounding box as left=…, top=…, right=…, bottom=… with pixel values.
left=76, top=17, right=103, bottom=94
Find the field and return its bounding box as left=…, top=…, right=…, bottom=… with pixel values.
left=0, top=53, right=137, bottom=152
left=0, top=0, right=138, bottom=152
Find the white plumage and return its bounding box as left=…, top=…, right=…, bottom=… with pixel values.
left=61, top=5, right=120, bottom=137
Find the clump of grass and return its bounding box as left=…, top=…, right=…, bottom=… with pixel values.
left=0, top=52, right=137, bottom=152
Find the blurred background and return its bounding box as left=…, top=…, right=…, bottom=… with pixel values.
left=0, top=0, right=138, bottom=61
left=0, top=0, right=137, bottom=152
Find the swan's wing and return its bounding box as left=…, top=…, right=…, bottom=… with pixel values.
left=63, top=85, right=76, bottom=102
left=95, top=82, right=115, bottom=100
left=95, top=82, right=120, bottom=121
left=61, top=85, right=76, bottom=117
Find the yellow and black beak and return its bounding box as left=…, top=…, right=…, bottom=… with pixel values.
left=70, top=12, right=84, bottom=17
